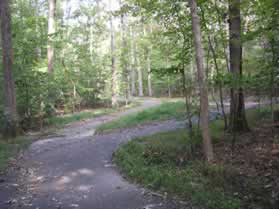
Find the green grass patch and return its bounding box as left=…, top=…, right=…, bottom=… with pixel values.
left=0, top=137, right=33, bottom=172
left=97, top=102, right=187, bottom=133
left=114, top=131, right=241, bottom=209
left=46, top=102, right=138, bottom=129
left=46, top=108, right=115, bottom=129
left=114, top=106, right=276, bottom=209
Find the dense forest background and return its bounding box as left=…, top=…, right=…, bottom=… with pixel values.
left=1, top=1, right=279, bottom=208
left=0, top=0, right=278, bottom=137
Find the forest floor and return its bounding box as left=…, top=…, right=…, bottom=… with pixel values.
left=114, top=107, right=279, bottom=209
left=0, top=98, right=276, bottom=209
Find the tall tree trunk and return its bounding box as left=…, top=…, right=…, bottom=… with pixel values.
left=0, top=0, right=18, bottom=138
left=270, top=38, right=276, bottom=124
left=89, top=17, right=94, bottom=65
left=34, top=0, right=41, bottom=59
left=214, top=0, right=230, bottom=73
left=190, top=0, right=214, bottom=162
left=135, top=43, right=144, bottom=97
left=146, top=24, right=153, bottom=97
left=130, top=28, right=137, bottom=96
left=208, top=36, right=228, bottom=129
left=147, top=47, right=152, bottom=97
left=120, top=7, right=131, bottom=102
left=228, top=0, right=249, bottom=132
left=270, top=10, right=278, bottom=124
left=48, top=0, right=56, bottom=73
left=110, top=14, right=118, bottom=107
left=182, top=68, right=193, bottom=132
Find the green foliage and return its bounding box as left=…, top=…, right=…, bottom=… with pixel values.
left=45, top=108, right=116, bottom=129
left=114, top=106, right=276, bottom=208
left=0, top=0, right=113, bottom=133
left=97, top=101, right=186, bottom=133
left=114, top=131, right=241, bottom=209
left=0, top=136, right=33, bottom=171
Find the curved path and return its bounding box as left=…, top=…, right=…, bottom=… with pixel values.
left=0, top=99, right=190, bottom=209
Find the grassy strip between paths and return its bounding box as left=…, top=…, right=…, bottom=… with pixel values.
left=46, top=102, right=138, bottom=129
left=97, top=101, right=186, bottom=133
left=46, top=108, right=115, bottom=129
left=114, top=107, right=274, bottom=209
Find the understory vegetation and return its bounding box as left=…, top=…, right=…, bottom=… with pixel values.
left=0, top=102, right=138, bottom=172
left=0, top=0, right=279, bottom=208
left=46, top=101, right=137, bottom=129
left=0, top=136, right=33, bottom=171
left=114, top=107, right=279, bottom=209
left=97, top=101, right=187, bottom=133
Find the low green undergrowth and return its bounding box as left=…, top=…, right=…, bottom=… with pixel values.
left=97, top=101, right=188, bottom=133
left=114, top=106, right=276, bottom=209
left=114, top=129, right=241, bottom=209
left=0, top=102, right=137, bottom=172
left=0, top=136, right=32, bottom=172
left=46, top=102, right=138, bottom=129
left=46, top=108, right=115, bottom=129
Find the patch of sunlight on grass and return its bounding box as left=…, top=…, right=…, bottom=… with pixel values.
left=97, top=101, right=187, bottom=133
left=47, top=102, right=139, bottom=129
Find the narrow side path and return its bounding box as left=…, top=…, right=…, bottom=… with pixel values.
left=0, top=99, right=190, bottom=209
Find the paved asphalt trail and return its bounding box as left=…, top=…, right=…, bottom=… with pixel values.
left=0, top=99, right=190, bottom=209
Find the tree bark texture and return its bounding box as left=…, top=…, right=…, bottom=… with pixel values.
left=48, top=0, right=56, bottom=73
left=130, top=28, right=137, bottom=96
left=121, top=10, right=131, bottom=101
left=190, top=0, right=214, bottom=162
left=135, top=43, right=144, bottom=97
left=110, top=15, right=118, bottom=107
left=0, top=0, right=18, bottom=137
left=228, top=0, right=249, bottom=132
left=147, top=47, right=152, bottom=97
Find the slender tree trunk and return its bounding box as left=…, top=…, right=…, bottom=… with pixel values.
left=34, top=0, right=41, bottom=59
left=120, top=8, right=131, bottom=102
left=126, top=73, right=131, bottom=104
left=166, top=56, right=172, bottom=98
left=182, top=68, right=193, bottom=131
left=110, top=14, right=118, bottom=107
left=0, top=0, right=18, bottom=138
left=147, top=48, right=153, bottom=97
left=73, top=83, right=76, bottom=113
left=214, top=0, right=230, bottom=72
left=167, top=76, right=172, bottom=98
left=190, top=0, right=214, bottom=162
left=181, top=33, right=193, bottom=133
left=208, top=36, right=228, bottom=129
left=48, top=0, right=56, bottom=73
left=228, top=0, right=249, bottom=132
left=270, top=11, right=278, bottom=124
left=89, top=17, right=94, bottom=65
left=135, top=43, right=144, bottom=97
left=270, top=39, right=276, bottom=123
left=130, top=28, right=137, bottom=96
left=128, top=54, right=133, bottom=98
left=147, top=24, right=153, bottom=97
